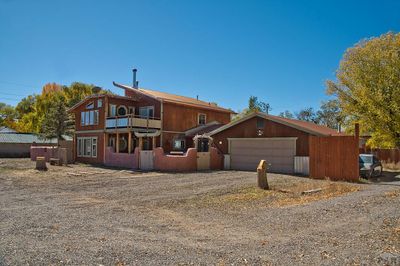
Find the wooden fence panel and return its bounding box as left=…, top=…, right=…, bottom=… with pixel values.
left=359, top=148, right=400, bottom=164
left=309, top=136, right=359, bottom=181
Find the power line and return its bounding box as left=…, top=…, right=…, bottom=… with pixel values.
left=0, top=81, right=41, bottom=89
left=0, top=92, right=27, bottom=97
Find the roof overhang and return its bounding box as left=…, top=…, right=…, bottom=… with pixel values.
left=68, top=93, right=137, bottom=112
left=113, top=81, right=235, bottom=114
left=208, top=111, right=333, bottom=137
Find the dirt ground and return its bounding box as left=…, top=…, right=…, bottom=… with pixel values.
left=0, top=159, right=400, bottom=265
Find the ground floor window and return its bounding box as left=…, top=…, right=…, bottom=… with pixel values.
left=173, top=139, right=185, bottom=151
left=77, top=137, right=97, bottom=157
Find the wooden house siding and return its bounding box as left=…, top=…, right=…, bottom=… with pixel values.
left=162, top=102, right=231, bottom=132
left=124, top=89, right=161, bottom=118
left=212, top=116, right=311, bottom=156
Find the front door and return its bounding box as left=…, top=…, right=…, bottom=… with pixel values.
left=197, top=152, right=210, bottom=170
left=140, top=150, right=154, bottom=171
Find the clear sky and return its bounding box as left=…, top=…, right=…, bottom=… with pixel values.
left=0, top=0, right=399, bottom=114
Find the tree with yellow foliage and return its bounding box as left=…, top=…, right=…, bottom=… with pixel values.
left=327, top=32, right=400, bottom=148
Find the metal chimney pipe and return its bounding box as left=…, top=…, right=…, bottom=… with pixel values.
left=132, top=68, right=137, bottom=88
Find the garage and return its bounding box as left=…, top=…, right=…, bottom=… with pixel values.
left=229, top=138, right=297, bottom=173
left=209, top=112, right=343, bottom=174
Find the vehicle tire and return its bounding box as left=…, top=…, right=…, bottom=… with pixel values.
left=371, top=166, right=382, bottom=178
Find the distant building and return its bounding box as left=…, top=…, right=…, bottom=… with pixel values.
left=0, top=127, right=72, bottom=158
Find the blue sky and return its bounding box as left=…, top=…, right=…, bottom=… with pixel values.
left=0, top=0, right=399, bottom=114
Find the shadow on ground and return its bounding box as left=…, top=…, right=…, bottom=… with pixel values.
left=368, top=170, right=400, bottom=186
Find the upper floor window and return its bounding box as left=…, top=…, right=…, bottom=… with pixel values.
left=198, top=113, right=206, bottom=125
left=81, top=110, right=99, bottom=126
left=256, top=117, right=265, bottom=129
left=128, top=106, right=135, bottom=115
left=86, top=102, right=94, bottom=109
left=109, top=104, right=116, bottom=117
left=117, top=105, right=127, bottom=116
left=139, top=106, right=154, bottom=118
left=97, top=99, right=103, bottom=108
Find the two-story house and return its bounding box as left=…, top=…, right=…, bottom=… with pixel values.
left=69, top=77, right=234, bottom=167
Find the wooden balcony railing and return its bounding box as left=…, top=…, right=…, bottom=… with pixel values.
left=106, top=115, right=161, bottom=129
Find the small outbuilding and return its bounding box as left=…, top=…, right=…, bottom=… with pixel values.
left=209, top=112, right=344, bottom=173
left=0, top=127, right=72, bottom=158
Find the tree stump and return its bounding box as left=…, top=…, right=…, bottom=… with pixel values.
left=36, top=157, right=47, bottom=171
left=257, top=160, right=269, bottom=190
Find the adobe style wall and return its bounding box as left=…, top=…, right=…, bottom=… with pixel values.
left=210, top=147, right=224, bottom=170
left=104, top=147, right=139, bottom=169
left=154, top=147, right=197, bottom=172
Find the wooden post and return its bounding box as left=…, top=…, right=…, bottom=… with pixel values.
left=103, top=133, right=108, bottom=163
left=116, top=132, right=120, bottom=153
left=139, top=137, right=143, bottom=150
left=128, top=131, right=132, bottom=154
left=355, top=123, right=360, bottom=140
left=257, top=160, right=269, bottom=190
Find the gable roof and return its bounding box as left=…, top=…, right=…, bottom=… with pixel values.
left=209, top=111, right=345, bottom=137
left=184, top=121, right=223, bottom=137
left=68, top=94, right=137, bottom=112
left=113, top=82, right=235, bottom=114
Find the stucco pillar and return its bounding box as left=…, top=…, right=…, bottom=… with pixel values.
left=152, top=136, right=156, bottom=150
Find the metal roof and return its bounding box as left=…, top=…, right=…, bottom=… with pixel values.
left=0, top=127, right=17, bottom=133
left=0, top=133, right=72, bottom=144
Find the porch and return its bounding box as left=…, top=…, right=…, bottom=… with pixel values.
left=105, top=115, right=161, bottom=129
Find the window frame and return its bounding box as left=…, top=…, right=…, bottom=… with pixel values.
left=198, top=113, right=207, bottom=125
left=97, top=99, right=103, bottom=108
left=173, top=139, right=186, bottom=151
left=80, top=110, right=99, bottom=126
left=77, top=137, right=98, bottom=158
left=139, top=106, right=155, bottom=118
left=117, top=105, right=128, bottom=116
left=109, top=104, right=117, bottom=117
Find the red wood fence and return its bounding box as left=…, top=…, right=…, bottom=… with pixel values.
left=309, top=136, right=359, bottom=181
left=359, top=148, right=400, bottom=164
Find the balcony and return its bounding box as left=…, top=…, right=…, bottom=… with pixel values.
left=106, top=115, right=161, bottom=129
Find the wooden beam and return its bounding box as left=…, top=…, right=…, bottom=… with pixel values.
left=116, top=132, right=120, bottom=153
left=103, top=133, right=107, bottom=163
left=128, top=131, right=132, bottom=154
left=139, top=137, right=143, bottom=150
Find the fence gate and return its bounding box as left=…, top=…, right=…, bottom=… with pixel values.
left=309, top=136, right=359, bottom=181
left=140, top=150, right=154, bottom=171
left=197, top=152, right=210, bottom=170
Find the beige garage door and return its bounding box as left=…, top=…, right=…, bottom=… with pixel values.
left=229, top=138, right=296, bottom=173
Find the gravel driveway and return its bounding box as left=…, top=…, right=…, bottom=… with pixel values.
left=0, top=159, right=399, bottom=265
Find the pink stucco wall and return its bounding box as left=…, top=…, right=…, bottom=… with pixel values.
left=30, top=146, right=57, bottom=161
left=104, top=147, right=139, bottom=169
left=210, top=147, right=224, bottom=170
left=154, top=147, right=197, bottom=172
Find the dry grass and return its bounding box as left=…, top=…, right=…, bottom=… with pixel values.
left=385, top=190, right=400, bottom=198
left=193, top=180, right=361, bottom=208
left=383, top=162, right=400, bottom=171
